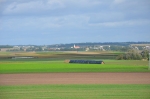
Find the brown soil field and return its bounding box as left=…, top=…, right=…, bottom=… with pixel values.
left=0, top=73, right=150, bottom=85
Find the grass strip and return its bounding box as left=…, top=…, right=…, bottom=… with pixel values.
left=0, top=84, right=150, bottom=99
left=0, top=60, right=149, bottom=73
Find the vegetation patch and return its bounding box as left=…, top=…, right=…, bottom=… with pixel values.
left=0, top=84, right=150, bottom=99
left=0, top=60, right=149, bottom=73
left=116, top=50, right=149, bottom=60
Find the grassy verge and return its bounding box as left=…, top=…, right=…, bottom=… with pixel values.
left=0, top=84, right=150, bottom=99
left=0, top=60, right=149, bottom=73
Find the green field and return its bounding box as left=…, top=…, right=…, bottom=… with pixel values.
left=0, top=84, right=150, bottom=99
left=0, top=52, right=150, bottom=99
left=0, top=60, right=149, bottom=73
left=0, top=51, right=119, bottom=60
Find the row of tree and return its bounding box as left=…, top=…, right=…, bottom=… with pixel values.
left=116, top=50, right=149, bottom=60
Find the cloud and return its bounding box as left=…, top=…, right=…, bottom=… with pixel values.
left=1, top=0, right=150, bottom=44
left=1, top=14, right=90, bottom=31
left=89, top=19, right=150, bottom=27
left=0, top=0, right=6, bottom=3
left=67, top=0, right=102, bottom=7
left=2, top=0, right=104, bottom=16
left=113, top=0, right=125, bottom=4
left=111, top=0, right=150, bottom=12
left=88, top=12, right=125, bottom=24
left=2, top=0, right=65, bottom=15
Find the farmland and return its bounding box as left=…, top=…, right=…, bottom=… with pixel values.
left=0, top=51, right=149, bottom=73
left=0, top=60, right=149, bottom=73
left=0, top=51, right=119, bottom=60
left=0, top=84, right=150, bottom=99
left=0, top=51, right=150, bottom=99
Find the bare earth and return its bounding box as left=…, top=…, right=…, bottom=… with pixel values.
left=0, top=73, right=150, bottom=85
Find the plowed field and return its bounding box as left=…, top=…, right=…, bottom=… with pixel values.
left=0, top=73, right=150, bottom=85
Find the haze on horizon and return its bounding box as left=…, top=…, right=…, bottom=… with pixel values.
left=0, top=0, right=150, bottom=45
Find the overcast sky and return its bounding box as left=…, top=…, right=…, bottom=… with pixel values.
left=0, top=0, right=150, bottom=45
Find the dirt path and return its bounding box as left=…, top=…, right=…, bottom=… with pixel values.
left=0, top=73, right=150, bottom=85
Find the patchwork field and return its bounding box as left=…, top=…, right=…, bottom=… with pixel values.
left=0, top=51, right=119, bottom=60
left=0, top=51, right=150, bottom=99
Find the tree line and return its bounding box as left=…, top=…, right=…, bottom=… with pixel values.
left=116, top=50, right=149, bottom=60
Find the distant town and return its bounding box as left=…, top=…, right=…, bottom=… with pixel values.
left=0, top=42, right=150, bottom=52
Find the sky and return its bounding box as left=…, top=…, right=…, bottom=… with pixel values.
left=0, top=0, right=150, bottom=45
